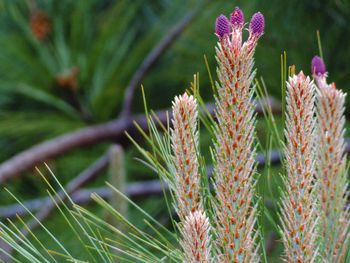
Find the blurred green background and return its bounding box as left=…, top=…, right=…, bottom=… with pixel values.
left=0, top=0, right=349, bottom=261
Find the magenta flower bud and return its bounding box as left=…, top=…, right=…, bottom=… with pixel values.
left=311, top=56, right=326, bottom=75
left=249, top=12, right=264, bottom=35
left=215, top=14, right=230, bottom=39
left=230, top=7, right=244, bottom=26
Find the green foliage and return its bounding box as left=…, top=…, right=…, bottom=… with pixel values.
left=0, top=166, right=183, bottom=262
left=0, top=0, right=203, bottom=196
left=0, top=0, right=201, bottom=121
left=0, top=0, right=349, bottom=262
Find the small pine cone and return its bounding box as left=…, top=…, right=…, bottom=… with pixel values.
left=230, top=7, right=244, bottom=27
left=56, top=67, right=79, bottom=92
left=30, top=11, right=51, bottom=41
left=249, top=12, right=264, bottom=36
left=311, top=56, right=326, bottom=76
left=215, top=14, right=230, bottom=40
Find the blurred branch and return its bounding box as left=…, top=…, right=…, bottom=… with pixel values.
left=6, top=133, right=350, bottom=220
left=0, top=112, right=154, bottom=184
left=0, top=182, right=276, bottom=219
left=0, top=148, right=281, bottom=219
left=25, top=153, right=108, bottom=232
left=0, top=97, right=281, bottom=184
left=0, top=109, right=171, bottom=184
left=120, top=4, right=202, bottom=117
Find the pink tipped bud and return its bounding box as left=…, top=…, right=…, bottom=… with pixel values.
left=215, top=14, right=230, bottom=39
left=249, top=12, right=264, bottom=36
left=311, top=56, right=326, bottom=76
left=230, top=7, right=244, bottom=26
left=297, top=70, right=306, bottom=80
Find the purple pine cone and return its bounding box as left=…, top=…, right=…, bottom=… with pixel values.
left=216, top=14, right=230, bottom=39
left=230, top=7, right=244, bottom=26
left=311, top=56, right=326, bottom=75
left=250, top=12, right=264, bottom=35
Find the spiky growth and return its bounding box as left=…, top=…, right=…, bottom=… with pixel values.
left=212, top=9, right=263, bottom=263
left=171, top=94, right=211, bottom=262
left=171, top=93, right=201, bottom=219
left=313, top=60, right=350, bottom=262
left=280, top=72, right=319, bottom=263
left=180, top=210, right=213, bottom=263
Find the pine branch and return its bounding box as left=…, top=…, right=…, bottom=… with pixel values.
left=0, top=98, right=279, bottom=184
left=120, top=4, right=202, bottom=117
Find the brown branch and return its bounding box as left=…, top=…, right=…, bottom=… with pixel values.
left=120, top=4, right=202, bottom=117
left=0, top=147, right=281, bottom=219
left=0, top=181, right=276, bottom=220
left=0, top=110, right=165, bottom=184
left=25, top=153, right=108, bottom=231
left=0, top=97, right=281, bottom=184
left=6, top=132, right=350, bottom=220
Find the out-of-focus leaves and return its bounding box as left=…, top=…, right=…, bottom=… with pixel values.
left=1, top=82, right=80, bottom=118
left=0, top=0, right=205, bottom=208
left=0, top=0, right=202, bottom=154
